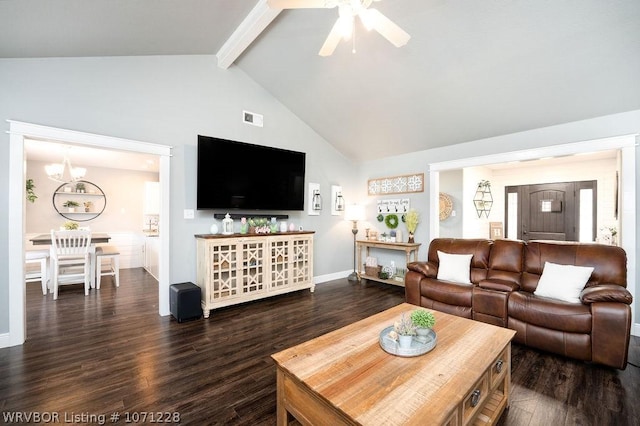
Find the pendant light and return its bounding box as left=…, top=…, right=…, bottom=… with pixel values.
left=45, top=147, right=87, bottom=183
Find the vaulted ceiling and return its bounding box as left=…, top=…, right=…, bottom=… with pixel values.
left=2, top=0, right=639, bottom=162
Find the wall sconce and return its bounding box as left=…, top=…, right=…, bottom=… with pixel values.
left=312, top=190, right=322, bottom=211
left=308, top=183, right=321, bottom=215
left=335, top=192, right=345, bottom=211
left=473, top=180, right=493, bottom=218
left=331, top=185, right=344, bottom=215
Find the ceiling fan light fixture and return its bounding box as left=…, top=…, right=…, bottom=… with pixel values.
left=338, top=15, right=354, bottom=40
left=358, top=8, right=376, bottom=31
left=272, top=0, right=409, bottom=56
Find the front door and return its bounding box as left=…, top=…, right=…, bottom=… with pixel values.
left=505, top=181, right=596, bottom=242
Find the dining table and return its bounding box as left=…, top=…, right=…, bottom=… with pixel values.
left=30, top=232, right=111, bottom=290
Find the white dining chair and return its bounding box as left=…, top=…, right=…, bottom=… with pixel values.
left=50, top=229, right=92, bottom=300
left=25, top=249, right=50, bottom=295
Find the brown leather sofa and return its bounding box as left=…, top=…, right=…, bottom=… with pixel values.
left=405, top=238, right=633, bottom=369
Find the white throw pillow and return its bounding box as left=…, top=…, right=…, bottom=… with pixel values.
left=437, top=251, right=473, bottom=284
left=533, top=261, right=594, bottom=303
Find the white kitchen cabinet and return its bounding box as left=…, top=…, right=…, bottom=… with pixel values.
left=144, top=236, right=160, bottom=280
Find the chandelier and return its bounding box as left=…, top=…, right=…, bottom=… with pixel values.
left=45, top=147, right=86, bottom=183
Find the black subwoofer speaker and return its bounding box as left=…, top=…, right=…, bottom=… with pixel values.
left=170, top=282, right=202, bottom=322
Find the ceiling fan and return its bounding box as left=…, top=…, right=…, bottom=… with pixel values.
left=267, top=0, right=410, bottom=56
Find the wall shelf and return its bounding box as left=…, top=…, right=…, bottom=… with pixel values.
left=52, top=180, right=106, bottom=222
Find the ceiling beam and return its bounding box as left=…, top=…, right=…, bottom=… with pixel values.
left=216, top=0, right=282, bottom=69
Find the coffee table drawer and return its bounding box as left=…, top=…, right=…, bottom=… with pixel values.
left=490, top=347, right=509, bottom=387
left=463, top=372, right=489, bottom=424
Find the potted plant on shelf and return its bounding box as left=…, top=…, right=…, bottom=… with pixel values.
left=404, top=209, right=420, bottom=243
left=63, top=200, right=80, bottom=213
left=411, top=309, right=436, bottom=343
left=392, top=313, right=416, bottom=348
left=83, top=201, right=93, bottom=212
left=75, top=182, right=86, bottom=193
left=249, top=217, right=269, bottom=234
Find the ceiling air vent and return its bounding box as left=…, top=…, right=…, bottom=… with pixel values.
left=243, top=110, right=263, bottom=127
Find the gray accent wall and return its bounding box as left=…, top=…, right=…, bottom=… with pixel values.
left=0, top=55, right=357, bottom=335
left=1, top=54, right=639, bottom=338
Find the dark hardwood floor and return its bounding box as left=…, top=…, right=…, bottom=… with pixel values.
left=1, top=269, right=639, bottom=425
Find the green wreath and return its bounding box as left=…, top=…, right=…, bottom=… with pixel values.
left=385, top=214, right=399, bottom=229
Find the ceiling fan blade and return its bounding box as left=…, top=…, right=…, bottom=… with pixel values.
left=365, top=8, right=410, bottom=47
left=267, top=0, right=335, bottom=9
left=318, top=17, right=345, bottom=56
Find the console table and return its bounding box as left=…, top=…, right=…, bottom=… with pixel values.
left=195, top=232, right=314, bottom=318
left=356, top=239, right=420, bottom=286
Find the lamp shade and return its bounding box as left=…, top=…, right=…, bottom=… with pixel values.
left=344, top=204, right=365, bottom=222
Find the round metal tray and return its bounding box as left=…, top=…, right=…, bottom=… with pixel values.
left=379, top=325, right=437, bottom=357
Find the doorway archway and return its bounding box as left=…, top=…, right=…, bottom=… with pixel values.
left=7, top=121, right=171, bottom=347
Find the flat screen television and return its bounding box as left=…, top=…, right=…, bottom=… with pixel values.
left=197, top=135, right=306, bottom=211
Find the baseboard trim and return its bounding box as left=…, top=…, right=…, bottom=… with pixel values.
left=0, top=332, right=11, bottom=349
left=314, top=270, right=353, bottom=285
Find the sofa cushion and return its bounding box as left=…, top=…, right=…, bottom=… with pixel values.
left=508, top=291, right=592, bottom=333
left=486, top=239, right=525, bottom=286
left=522, top=241, right=627, bottom=293
left=533, top=262, right=594, bottom=303
left=437, top=251, right=472, bottom=284
left=420, top=277, right=473, bottom=308
left=427, top=239, right=492, bottom=284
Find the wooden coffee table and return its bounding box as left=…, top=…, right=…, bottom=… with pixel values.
left=272, top=303, right=516, bottom=425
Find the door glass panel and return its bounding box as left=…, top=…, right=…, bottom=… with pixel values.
left=507, top=192, right=518, bottom=239
left=579, top=188, right=593, bottom=242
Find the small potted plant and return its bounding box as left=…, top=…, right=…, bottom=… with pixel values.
left=239, top=217, right=249, bottom=234
left=392, top=313, right=416, bottom=348
left=411, top=309, right=436, bottom=343
left=63, top=200, right=80, bottom=213
left=63, top=221, right=79, bottom=230
left=404, top=209, right=420, bottom=243
left=75, top=182, right=86, bottom=193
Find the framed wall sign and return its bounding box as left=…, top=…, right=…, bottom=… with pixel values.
left=368, top=173, right=424, bottom=195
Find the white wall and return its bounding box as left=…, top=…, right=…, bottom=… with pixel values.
left=0, top=55, right=357, bottom=336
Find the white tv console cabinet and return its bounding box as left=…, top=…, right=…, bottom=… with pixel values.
left=195, top=232, right=314, bottom=318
